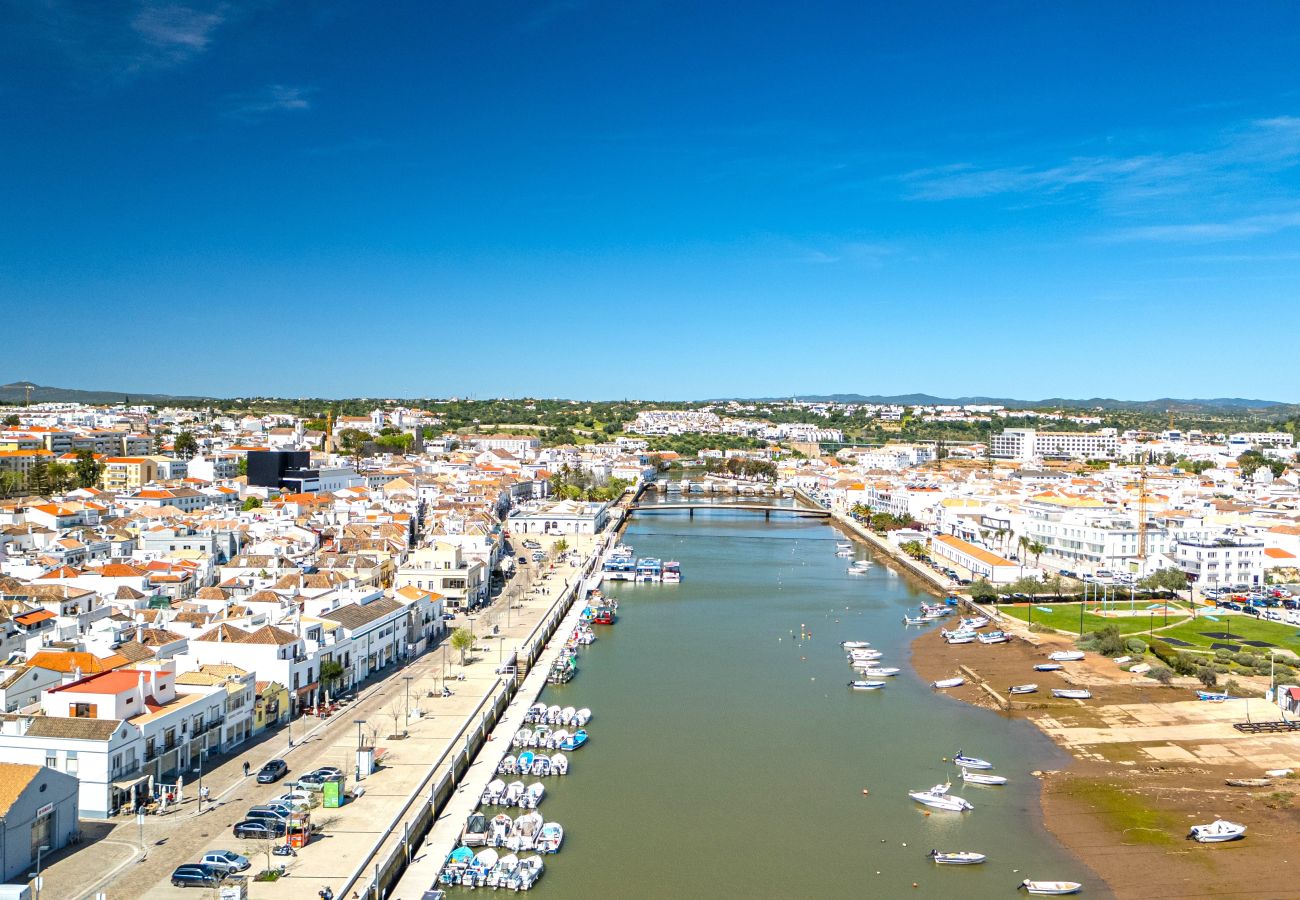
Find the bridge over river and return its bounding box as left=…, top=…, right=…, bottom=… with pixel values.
left=628, top=501, right=830, bottom=519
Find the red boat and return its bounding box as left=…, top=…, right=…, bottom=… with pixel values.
left=592, top=607, right=616, bottom=625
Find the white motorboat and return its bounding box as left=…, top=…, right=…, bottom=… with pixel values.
left=848, top=647, right=883, bottom=657
left=546, top=705, right=563, bottom=725
left=929, top=850, right=987, bottom=865
left=903, top=615, right=927, bottom=626
left=486, top=852, right=518, bottom=888
left=511, top=855, right=544, bottom=890
left=836, top=548, right=854, bottom=558
left=467, top=849, right=498, bottom=888
left=560, top=706, right=577, bottom=725
left=909, top=782, right=973, bottom=812
left=933, top=677, right=965, bottom=689
left=510, top=812, right=544, bottom=852
left=529, top=726, right=549, bottom=749
left=952, top=752, right=992, bottom=770
left=548, top=729, right=569, bottom=750
left=961, top=616, right=990, bottom=629
left=481, top=778, right=506, bottom=805
left=1019, top=880, right=1082, bottom=895
left=978, top=630, right=1009, bottom=644
left=1048, top=650, right=1085, bottom=662
left=512, top=727, right=533, bottom=749
left=549, top=753, right=569, bottom=775
left=841, top=640, right=872, bottom=649
left=943, top=630, right=976, bottom=644
left=848, top=680, right=887, bottom=690
left=1034, top=663, right=1064, bottom=672
left=859, top=667, right=900, bottom=677
left=1009, top=683, right=1038, bottom=695
left=498, top=755, right=518, bottom=776
left=488, top=813, right=514, bottom=847
left=536, top=822, right=564, bottom=854
left=836, top=541, right=854, bottom=550
left=961, top=768, right=1007, bottom=785
left=530, top=755, right=552, bottom=777
left=524, top=703, right=546, bottom=724
left=461, top=812, right=489, bottom=847
left=503, top=781, right=526, bottom=806
left=521, top=782, right=546, bottom=809
left=1189, top=819, right=1246, bottom=842
left=573, top=707, right=592, bottom=726
left=1052, top=688, right=1092, bottom=700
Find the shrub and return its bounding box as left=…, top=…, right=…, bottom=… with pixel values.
left=1196, top=667, right=1218, bottom=688
left=1125, top=638, right=1148, bottom=655
left=1211, top=663, right=1230, bottom=674
left=1086, top=625, right=1126, bottom=657
left=1148, top=666, right=1175, bottom=685
left=1214, top=648, right=1233, bottom=662
left=1028, top=622, right=1054, bottom=633
left=1149, top=640, right=1177, bottom=667
left=1172, top=652, right=1199, bottom=676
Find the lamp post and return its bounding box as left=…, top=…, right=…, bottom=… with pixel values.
left=403, top=676, right=412, bottom=730
left=354, top=719, right=367, bottom=781
left=34, top=843, right=50, bottom=900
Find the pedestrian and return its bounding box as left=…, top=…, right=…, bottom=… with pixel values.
left=243, top=761, right=251, bottom=776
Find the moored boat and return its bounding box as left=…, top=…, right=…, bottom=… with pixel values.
left=932, top=677, right=965, bottom=689
left=549, top=753, right=569, bottom=775
left=461, top=811, right=489, bottom=847
left=848, top=680, right=887, bottom=690
left=1019, top=880, right=1082, bottom=895
left=977, top=630, right=1009, bottom=644
left=530, top=755, right=551, bottom=777
left=1048, top=650, right=1085, bottom=662
left=841, top=640, right=872, bottom=649
left=573, top=707, right=592, bottom=726
left=961, top=767, right=1007, bottom=785
left=511, top=855, right=544, bottom=890
left=510, top=812, right=543, bottom=852
left=559, top=728, right=588, bottom=751
left=481, top=778, right=506, bottom=805
left=908, top=782, right=973, bottom=812
left=536, top=822, right=564, bottom=854
left=498, top=755, right=518, bottom=775
left=662, top=561, right=682, bottom=583
left=1189, top=819, right=1246, bottom=842
left=486, top=852, right=518, bottom=888
left=521, top=782, right=546, bottom=809
left=859, top=667, right=900, bottom=677
left=952, top=751, right=992, bottom=770
left=902, top=615, right=927, bottom=626
left=1009, top=684, right=1038, bottom=695
left=517, top=750, right=535, bottom=772
left=929, top=850, right=987, bottom=865
left=1052, top=688, right=1091, bottom=699
left=489, top=813, right=514, bottom=847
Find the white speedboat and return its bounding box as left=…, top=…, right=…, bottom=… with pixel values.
left=536, top=822, right=564, bottom=854
left=961, top=768, right=1007, bottom=785
left=848, top=680, right=887, bottom=690
left=530, top=755, right=551, bottom=777
left=481, top=778, right=506, bottom=805
left=859, top=667, right=900, bottom=677
left=512, top=727, right=533, bottom=749
left=836, top=548, right=854, bottom=558
left=1034, top=663, right=1064, bottom=672
left=1009, top=683, right=1038, bottom=695
left=1019, top=880, right=1082, bottom=895
left=902, top=615, right=927, bottom=626
left=978, top=631, right=1009, bottom=644
left=466, top=849, right=498, bottom=888
left=524, top=703, right=546, bottom=723
left=486, top=852, right=518, bottom=888
left=548, top=729, right=569, bottom=750
left=952, top=752, right=992, bottom=770
left=929, top=850, right=987, bottom=865
left=560, top=706, right=577, bottom=725
left=1048, top=650, right=1085, bottom=662
left=961, top=616, right=990, bottom=629
left=511, top=855, right=544, bottom=890
left=503, top=781, right=526, bottom=806
left=488, top=813, right=514, bottom=847
left=933, top=677, right=965, bottom=689
left=510, top=812, right=544, bottom=851
left=549, top=753, right=569, bottom=775
left=573, top=707, right=592, bottom=726
left=529, top=726, right=549, bottom=749
left=841, top=640, right=872, bottom=649
left=1052, top=688, right=1092, bottom=700
left=498, top=755, right=518, bottom=775
left=1189, top=819, right=1246, bottom=842
left=521, top=782, right=546, bottom=809
left=836, top=541, right=853, bottom=550
left=909, top=782, right=973, bottom=812
left=546, top=705, right=563, bottom=725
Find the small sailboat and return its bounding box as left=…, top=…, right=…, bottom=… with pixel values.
left=550, top=753, right=569, bottom=775
left=961, top=768, right=1007, bottom=785
left=536, top=822, right=564, bottom=854
left=841, top=640, right=872, bottom=649
left=521, top=782, right=546, bottom=809
left=848, top=680, right=887, bottom=690
left=1009, top=684, right=1039, bottom=695
left=1034, top=663, right=1064, bottom=672
left=932, top=677, right=965, bottom=689
left=909, top=782, right=973, bottom=812
left=1189, top=819, right=1246, bottom=842
left=1052, top=688, right=1092, bottom=699
left=859, top=667, right=900, bottom=677
left=559, top=728, right=588, bottom=751
left=952, top=752, right=993, bottom=770
left=1019, top=880, right=1083, bottom=895
left=929, top=850, right=987, bottom=865
left=1048, top=650, right=1085, bottom=662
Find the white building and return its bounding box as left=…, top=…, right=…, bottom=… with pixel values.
left=991, top=428, right=1118, bottom=461
left=507, top=499, right=611, bottom=536
left=1174, top=532, right=1265, bottom=588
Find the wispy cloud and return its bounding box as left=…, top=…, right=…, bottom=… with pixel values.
left=131, top=2, right=227, bottom=66
left=222, top=83, right=314, bottom=120
left=1106, top=210, right=1300, bottom=243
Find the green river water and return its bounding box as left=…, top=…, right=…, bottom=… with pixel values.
left=522, top=504, right=1104, bottom=898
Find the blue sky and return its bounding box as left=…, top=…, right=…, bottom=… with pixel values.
left=3, top=1, right=1300, bottom=401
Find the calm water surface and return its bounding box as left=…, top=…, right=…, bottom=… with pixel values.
left=525, top=507, right=1102, bottom=898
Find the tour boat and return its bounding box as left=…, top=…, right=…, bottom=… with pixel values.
left=635, top=558, right=662, bottom=582
left=536, top=822, right=565, bottom=854
left=662, top=561, right=682, bottom=583
left=903, top=615, right=927, bottom=626
left=510, top=812, right=544, bottom=851
left=525, top=703, right=547, bottom=724
left=486, top=852, right=518, bottom=888
left=573, top=707, right=592, bottom=726
left=932, top=677, right=965, bottom=689
left=511, top=855, right=544, bottom=890
left=512, top=728, right=533, bottom=749
left=1052, top=688, right=1092, bottom=700
left=461, top=812, right=489, bottom=847
left=961, top=768, right=1007, bottom=785
left=530, top=755, right=551, bottom=777
left=503, top=781, right=526, bottom=806
left=517, top=750, right=535, bottom=772
left=841, top=640, right=872, bottom=649
left=1034, top=663, right=1064, bottom=672
left=977, top=631, right=1009, bottom=644
left=929, top=850, right=987, bottom=865
left=521, top=783, right=546, bottom=809
left=953, top=751, right=993, bottom=770
left=498, top=755, right=518, bottom=776
left=859, top=667, right=900, bottom=677
left=1189, top=819, right=1246, bottom=842
left=482, top=778, right=506, bottom=805
left=559, top=729, right=588, bottom=751
left=549, top=753, right=569, bottom=775
left=439, top=846, right=476, bottom=885
left=909, top=782, right=973, bottom=812
left=848, top=680, right=887, bottom=690
left=593, top=606, right=616, bottom=625
left=1048, top=650, right=1085, bottom=662
left=1019, top=880, right=1083, bottom=895
left=1009, top=684, right=1038, bottom=695
left=489, top=814, right=514, bottom=847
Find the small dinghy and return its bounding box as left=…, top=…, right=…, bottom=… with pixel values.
left=1034, top=663, right=1064, bottom=672
left=573, top=707, right=592, bottom=726
left=559, top=728, right=588, bottom=751
left=512, top=727, right=533, bottom=749
left=503, top=781, right=526, bottom=806
left=841, top=640, right=872, bottom=649
left=517, top=750, right=536, bottom=773
left=929, top=850, right=987, bottom=865
left=489, top=814, right=514, bottom=847
left=521, top=782, right=546, bottom=809
left=961, top=767, right=1007, bottom=785
left=903, top=615, right=927, bottom=626
left=530, top=755, right=552, bottom=777
left=498, top=754, right=518, bottom=775
left=1048, top=650, right=1085, bottom=662
left=953, top=751, right=993, bottom=770
left=859, top=667, right=900, bottom=677
left=536, top=822, right=564, bottom=854
left=1052, top=688, right=1092, bottom=699
left=481, top=778, right=506, bottom=805
left=848, top=680, right=887, bottom=690
left=1009, top=684, right=1038, bottom=695
left=510, top=812, right=544, bottom=851
left=486, top=852, right=518, bottom=888
left=909, top=782, right=973, bottom=812
left=978, top=630, right=1009, bottom=644
left=933, top=677, right=965, bottom=689
left=1189, top=819, right=1246, bottom=842
left=1019, top=880, right=1082, bottom=895
left=511, top=855, right=544, bottom=890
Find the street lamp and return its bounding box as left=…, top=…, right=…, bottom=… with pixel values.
left=354, top=718, right=367, bottom=781
left=34, top=843, right=50, bottom=900
left=403, top=676, right=412, bottom=729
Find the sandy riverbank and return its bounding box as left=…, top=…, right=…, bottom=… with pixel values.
left=910, top=624, right=1300, bottom=899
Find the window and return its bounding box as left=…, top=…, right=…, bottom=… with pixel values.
left=71, top=702, right=97, bottom=718
left=46, top=753, right=57, bottom=769
left=66, top=750, right=78, bottom=776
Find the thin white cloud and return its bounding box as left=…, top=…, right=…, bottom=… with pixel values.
left=223, top=83, right=314, bottom=120
left=1106, top=211, right=1300, bottom=243
left=132, top=3, right=226, bottom=56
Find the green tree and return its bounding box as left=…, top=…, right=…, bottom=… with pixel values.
left=899, top=540, right=927, bottom=559
left=450, top=627, right=475, bottom=664
left=237, top=456, right=248, bottom=476
left=969, top=578, right=998, bottom=604
left=73, top=450, right=103, bottom=489
left=45, top=461, right=75, bottom=494
left=375, top=432, right=415, bottom=453
left=0, top=471, right=24, bottom=497
left=1028, top=541, right=1046, bottom=565
left=242, top=497, right=263, bottom=511
left=319, top=659, right=345, bottom=693
left=173, top=431, right=199, bottom=459
left=26, top=460, right=50, bottom=495
left=1, top=414, right=19, bottom=428
left=553, top=538, right=569, bottom=555
left=1139, top=567, right=1188, bottom=593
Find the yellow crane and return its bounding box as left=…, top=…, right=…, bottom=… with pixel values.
left=1137, top=448, right=1148, bottom=562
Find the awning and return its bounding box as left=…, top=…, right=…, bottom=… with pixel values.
left=112, top=771, right=151, bottom=791
left=294, top=681, right=319, bottom=696
left=1287, top=687, right=1300, bottom=702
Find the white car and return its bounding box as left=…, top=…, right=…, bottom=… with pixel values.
left=274, top=792, right=313, bottom=811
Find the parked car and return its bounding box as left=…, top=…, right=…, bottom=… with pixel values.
left=171, top=864, right=225, bottom=888
left=297, top=768, right=344, bottom=791
left=1243, top=605, right=1261, bottom=617
left=201, top=850, right=251, bottom=873
left=233, top=819, right=286, bottom=839
left=275, top=790, right=314, bottom=810
left=1283, top=599, right=1299, bottom=610
left=244, top=806, right=291, bottom=823
left=257, top=759, right=289, bottom=784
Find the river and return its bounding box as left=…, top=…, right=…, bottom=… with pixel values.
left=527, top=502, right=1102, bottom=898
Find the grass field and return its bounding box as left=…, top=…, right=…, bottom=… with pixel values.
left=1154, top=613, right=1300, bottom=657
left=1000, top=602, right=1189, bottom=637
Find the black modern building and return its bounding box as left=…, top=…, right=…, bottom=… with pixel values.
left=245, top=451, right=319, bottom=492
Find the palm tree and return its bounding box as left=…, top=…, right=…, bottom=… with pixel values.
left=1018, top=535, right=1031, bottom=561
left=1029, top=541, right=1047, bottom=566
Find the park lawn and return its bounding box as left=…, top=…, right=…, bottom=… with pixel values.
left=1155, top=613, right=1300, bottom=658
left=1000, top=602, right=1188, bottom=637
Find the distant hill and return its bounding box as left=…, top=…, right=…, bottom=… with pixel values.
left=0, top=381, right=209, bottom=406
left=736, top=394, right=1298, bottom=414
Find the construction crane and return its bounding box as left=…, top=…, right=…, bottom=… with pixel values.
left=1137, top=448, right=1149, bottom=562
